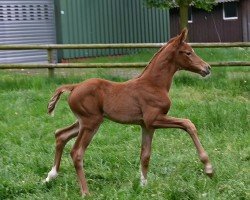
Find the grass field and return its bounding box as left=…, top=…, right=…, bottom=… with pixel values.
left=69, top=47, right=250, bottom=63
left=0, top=49, right=249, bottom=199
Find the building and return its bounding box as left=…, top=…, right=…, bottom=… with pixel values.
left=170, top=0, right=250, bottom=42
left=0, top=0, right=56, bottom=63
left=0, top=0, right=170, bottom=63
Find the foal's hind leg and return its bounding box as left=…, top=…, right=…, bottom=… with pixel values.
left=45, top=121, right=79, bottom=182
left=70, top=116, right=103, bottom=196
left=140, top=126, right=155, bottom=186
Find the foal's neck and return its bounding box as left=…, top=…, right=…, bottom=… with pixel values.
left=139, top=54, right=178, bottom=92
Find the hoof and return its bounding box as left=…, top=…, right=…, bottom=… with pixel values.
left=81, top=191, right=90, bottom=197
left=45, top=166, right=58, bottom=182
left=205, top=164, right=214, bottom=178
left=140, top=179, right=148, bottom=187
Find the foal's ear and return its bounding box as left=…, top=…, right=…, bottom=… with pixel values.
left=175, top=28, right=188, bottom=46
left=180, top=28, right=188, bottom=42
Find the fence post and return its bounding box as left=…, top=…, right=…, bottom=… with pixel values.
left=47, top=49, right=54, bottom=78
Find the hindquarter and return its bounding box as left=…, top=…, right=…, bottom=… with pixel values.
left=68, top=79, right=104, bottom=117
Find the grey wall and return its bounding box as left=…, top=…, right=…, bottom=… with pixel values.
left=0, top=0, right=56, bottom=63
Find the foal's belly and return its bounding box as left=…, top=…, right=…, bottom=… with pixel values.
left=102, top=94, right=143, bottom=124
left=103, top=103, right=143, bottom=124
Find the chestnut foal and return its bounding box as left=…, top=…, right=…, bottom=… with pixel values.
left=45, top=29, right=213, bottom=196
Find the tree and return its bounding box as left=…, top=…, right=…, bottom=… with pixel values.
left=145, top=0, right=216, bottom=30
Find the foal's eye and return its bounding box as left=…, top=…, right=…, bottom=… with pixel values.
left=186, top=52, right=192, bottom=56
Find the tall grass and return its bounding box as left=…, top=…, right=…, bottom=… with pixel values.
left=0, top=53, right=249, bottom=199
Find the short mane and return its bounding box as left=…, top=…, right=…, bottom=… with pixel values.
left=137, top=44, right=167, bottom=78
left=136, top=37, right=177, bottom=78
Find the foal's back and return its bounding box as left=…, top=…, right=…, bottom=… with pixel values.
left=68, top=78, right=144, bottom=124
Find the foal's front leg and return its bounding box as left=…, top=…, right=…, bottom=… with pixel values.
left=152, top=115, right=213, bottom=177
left=45, top=121, right=79, bottom=182
left=140, top=126, right=155, bottom=186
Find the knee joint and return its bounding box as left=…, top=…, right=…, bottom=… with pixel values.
left=55, top=135, right=66, bottom=148
left=70, top=149, right=82, bottom=164
left=55, top=129, right=63, bottom=137
left=55, top=129, right=66, bottom=142
left=184, top=119, right=197, bottom=133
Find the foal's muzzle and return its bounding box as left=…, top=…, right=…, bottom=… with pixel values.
left=200, top=65, right=211, bottom=77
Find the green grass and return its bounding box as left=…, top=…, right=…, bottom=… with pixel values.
left=70, top=47, right=250, bottom=64
left=0, top=50, right=249, bottom=199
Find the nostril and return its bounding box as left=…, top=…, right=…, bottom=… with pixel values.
left=207, top=65, right=211, bottom=70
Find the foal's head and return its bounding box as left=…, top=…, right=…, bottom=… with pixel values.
left=171, top=29, right=211, bottom=77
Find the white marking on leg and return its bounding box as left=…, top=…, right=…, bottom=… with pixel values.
left=140, top=171, right=147, bottom=187
left=50, top=110, right=55, bottom=117
left=205, top=163, right=213, bottom=174
left=44, top=166, right=58, bottom=182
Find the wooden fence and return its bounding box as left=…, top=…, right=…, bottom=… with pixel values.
left=0, top=42, right=250, bottom=77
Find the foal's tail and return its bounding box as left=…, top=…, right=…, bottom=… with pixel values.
left=47, top=84, right=77, bottom=116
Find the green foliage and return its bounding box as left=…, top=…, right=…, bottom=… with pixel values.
left=194, top=0, right=217, bottom=11
left=145, top=0, right=217, bottom=11
left=145, top=0, right=178, bottom=9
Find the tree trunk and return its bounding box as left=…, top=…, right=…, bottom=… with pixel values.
left=179, top=4, right=189, bottom=30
